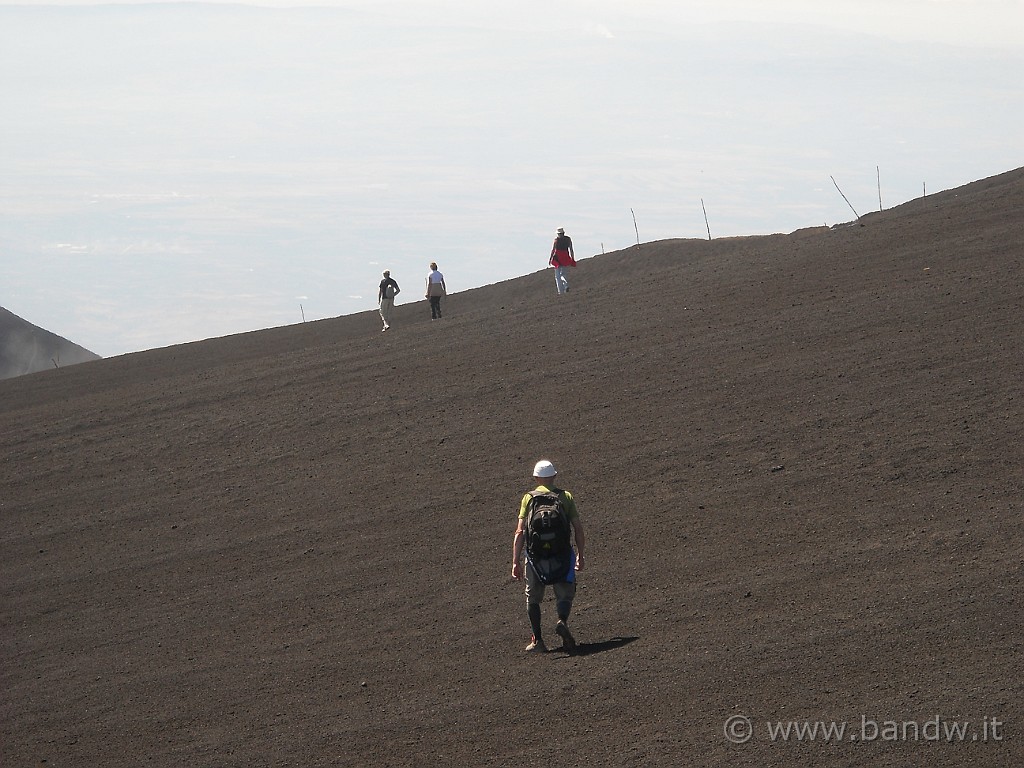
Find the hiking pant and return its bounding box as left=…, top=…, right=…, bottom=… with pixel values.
left=379, top=298, right=394, bottom=327
left=524, top=556, right=576, bottom=620
left=429, top=296, right=442, bottom=319
left=554, top=266, right=569, bottom=294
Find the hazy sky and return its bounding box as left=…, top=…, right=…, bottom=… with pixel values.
left=2, top=0, right=1022, bottom=357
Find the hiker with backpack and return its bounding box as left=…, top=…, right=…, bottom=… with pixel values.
left=549, top=227, right=576, bottom=295
left=511, top=459, right=586, bottom=653
left=378, top=270, right=400, bottom=332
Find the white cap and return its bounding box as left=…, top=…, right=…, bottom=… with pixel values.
left=533, top=460, right=557, bottom=478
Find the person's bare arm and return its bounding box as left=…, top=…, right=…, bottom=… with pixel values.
left=572, top=517, right=586, bottom=570
left=511, top=518, right=526, bottom=579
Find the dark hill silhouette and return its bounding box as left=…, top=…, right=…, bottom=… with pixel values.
left=0, top=306, right=101, bottom=380
left=2, top=168, right=1022, bottom=767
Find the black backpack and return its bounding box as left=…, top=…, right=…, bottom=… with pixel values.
left=524, top=489, right=572, bottom=583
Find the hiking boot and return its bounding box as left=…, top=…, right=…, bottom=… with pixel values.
left=524, top=636, right=548, bottom=653
left=555, top=620, right=576, bottom=652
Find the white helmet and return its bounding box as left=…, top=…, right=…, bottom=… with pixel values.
left=533, top=460, right=557, bottom=478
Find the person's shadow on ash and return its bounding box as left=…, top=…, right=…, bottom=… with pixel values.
left=556, top=636, right=638, bottom=657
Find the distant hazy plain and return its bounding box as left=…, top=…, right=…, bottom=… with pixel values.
left=2, top=2, right=1021, bottom=356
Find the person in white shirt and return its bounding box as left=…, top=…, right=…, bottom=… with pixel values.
left=424, top=262, right=447, bottom=320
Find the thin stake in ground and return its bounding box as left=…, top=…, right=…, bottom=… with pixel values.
left=831, top=175, right=861, bottom=222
